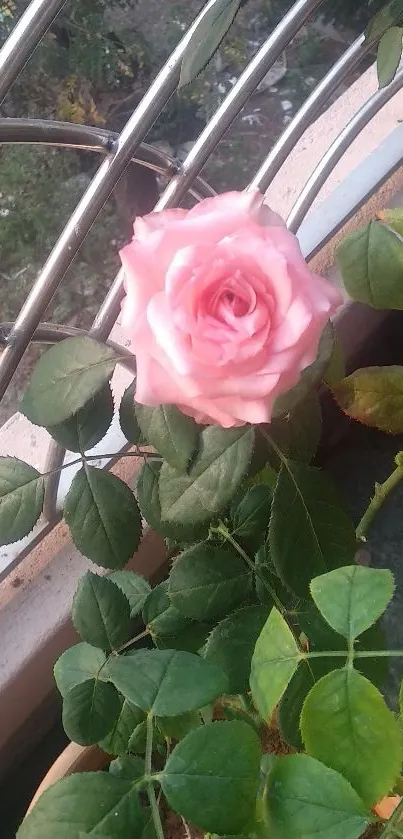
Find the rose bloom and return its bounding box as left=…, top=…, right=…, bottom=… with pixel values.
left=119, top=191, right=342, bottom=428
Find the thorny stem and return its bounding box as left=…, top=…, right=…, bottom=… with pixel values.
left=213, top=523, right=285, bottom=614
left=145, top=714, right=164, bottom=839
left=40, top=449, right=161, bottom=480
left=356, top=456, right=403, bottom=542
left=115, top=628, right=150, bottom=654
left=304, top=650, right=403, bottom=660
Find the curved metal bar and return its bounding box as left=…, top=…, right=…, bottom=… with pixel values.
left=157, top=0, right=324, bottom=210
left=0, top=0, right=67, bottom=103
left=0, top=321, right=133, bottom=357
left=249, top=34, right=368, bottom=193
left=0, top=118, right=215, bottom=200
left=0, top=0, right=220, bottom=402
left=287, top=67, right=403, bottom=233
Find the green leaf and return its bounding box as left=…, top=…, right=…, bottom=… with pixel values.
left=62, top=678, right=121, bottom=746
left=310, top=565, right=395, bottom=642
left=0, top=457, right=44, bottom=544
left=104, top=648, right=228, bottom=716
left=119, top=381, right=142, bottom=444
left=109, top=570, right=151, bottom=618
left=301, top=668, right=403, bottom=806
left=323, top=331, right=345, bottom=386
left=142, top=580, right=191, bottom=638
left=204, top=605, right=269, bottom=694
left=17, top=772, right=143, bottom=839
left=377, top=207, right=403, bottom=237
left=72, top=572, right=132, bottom=651
left=269, top=462, right=356, bottom=597
left=366, top=1, right=403, bottom=44
left=269, top=392, right=322, bottom=465
left=135, top=403, right=198, bottom=470
left=179, top=0, right=242, bottom=87
left=159, top=425, right=254, bottom=526
left=54, top=643, right=107, bottom=698
left=157, top=711, right=202, bottom=741
left=266, top=754, right=369, bottom=839
left=377, top=26, right=402, bottom=87
left=154, top=622, right=212, bottom=654
left=332, top=366, right=403, bottom=434
left=109, top=755, right=145, bottom=781
left=169, top=542, right=251, bottom=621
left=337, top=221, right=403, bottom=309
left=230, top=485, right=272, bottom=551
left=49, top=383, right=114, bottom=453
left=272, top=323, right=334, bottom=417
left=99, top=697, right=145, bottom=755
left=64, top=466, right=142, bottom=569
left=137, top=460, right=204, bottom=541
left=250, top=607, right=301, bottom=721
left=160, top=721, right=261, bottom=834
left=21, top=336, right=118, bottom=427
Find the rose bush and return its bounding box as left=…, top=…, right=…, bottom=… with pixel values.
left=119, top=191, right=342, bottom=427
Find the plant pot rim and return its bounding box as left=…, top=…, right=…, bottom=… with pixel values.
left=27, top=742, right=108, bottom=816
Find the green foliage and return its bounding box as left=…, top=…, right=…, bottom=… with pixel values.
left=99, top=699, right=145, bottom=756
left=62, top=679, right=121, bottom=745
left=142, top=580, right=191, bottom=639
left=0, top=457, right=44, bottom=544
left=204, top=605, right=269, bottom=693
left=269, top=462, right=356, bottom=597
left=310, top=566, right=395, bottom=642
left=301, top=668, right=403, bottom=806
left=21, top=337, right=119, bottom=427
left=159, top=721, right=261, bottom=833
left=135, top=403, right=199, bottom=470
left=377, top=26, right=403, bottom=86
left=109, top=570, right=151, bottom=619
left=337, top=221, right=403, bottom=309
left=333, top=366, right=403, bottom=434
left=250, top=608, right=301, bottom=721
left=179, top=0, right=243, bottom=87
left=266, top=754, right=369, bottom=839
left=72, top=572, right=133, bottom=651
left=168, top=542, right=251, bottom=620
left=54, top=643, right=107, bottom=697
left=269, top=391, right=322, bottom=465
left=49, top=383, right=114, bottom=453
left=64, top=466, right=142, bottom=569
left=119, top=382, right=143, bottom=445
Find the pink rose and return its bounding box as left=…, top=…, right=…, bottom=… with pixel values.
left=119, top=190, right=342, bottom=428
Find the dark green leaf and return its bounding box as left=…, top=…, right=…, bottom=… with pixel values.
left=104, top=648, right=228, bottom=716
left=337, top=221, right=403, bottom=309
left=49, top=383, right=114, bottom=452
left=377, top=26, right=402, bottom=87
left=119, top=381, right=142, bottom=444
left=99, top=697, right=145, bottom=756
left=160, top=721, right=261, bottom=834
left=272, top=323, right=334, bottom=417
left=169, top=542, right=251, bottom=621
left=230, top=485, right=272, bottom=551
left=62, top=678, right=121, bottom=745
left=17, top=772, right=143, bottom=839
left=159, top=425, right=254, bottom=526
left=72, top=572, right=132, bottom=651
left=64, top=466, right=142, bottom=569
left=278, top=658, right=334, bottom=750
left=109, top=570, right=151, bottom=618
left=323, top=331, right=345, bottom=386
left=250, top=608, right=301, bottom=721
left=266, top=754, right=369, bottom=839
left=142, top=580, right=191, bottom=638
left=137, top=460, right=204, bottom=541
left=301, top=668, right=403, bottom=805
left=109, top=755, right=145, bottom=781
left=366, top=1, right=403, bottom=44
left=333, top=366, right=403, bottom=434
left=377, top=207, right=403, bottom=237
left=54, top=643, right=107, bottom=698
left=269, top=392, right=322, bottom=465
left=179, top=0, right=242, bottom=87
left=21, top=336, right=118, bottom=427
left=0, top=457, right=44, bottom=544
left=158, top=711, right=202, bottom=741
left=310, top=565, right=394, bottom=642
left=154, top=622, right=212, bottom=653
left=269, top=462, right=356, bottom=597
left=135, top=403, right=198, bottom=470
left=204, top=605, right=269, bottom=694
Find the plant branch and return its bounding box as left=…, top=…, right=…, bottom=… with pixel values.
left=212, top=523, right=285, bottom=614
left=145, top=714, right=164, bottom=839
left=41, top=448, right=161, bottom=480
left=305, top=650, right=403, bottom=660
left=356, top=456, right=403, bottom=542
left=115, top=628, right=150, bottom=654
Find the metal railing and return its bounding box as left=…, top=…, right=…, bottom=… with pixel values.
left=0, top=0, right=402, bottom=577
